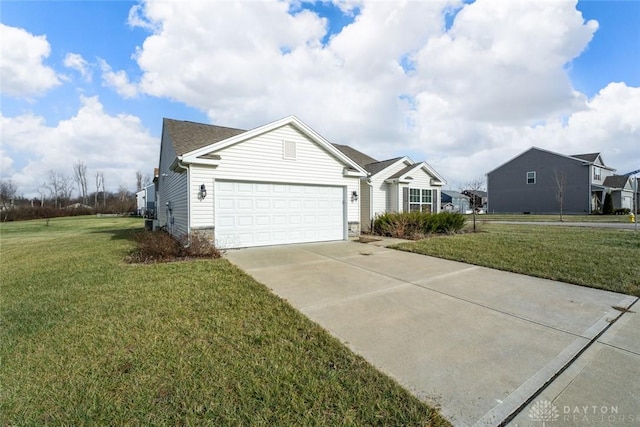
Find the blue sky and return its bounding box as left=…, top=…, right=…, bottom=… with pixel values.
left=1, top=0, right=639, bottom=197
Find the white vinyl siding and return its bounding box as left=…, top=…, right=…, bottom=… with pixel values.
left=190, top=166, right=216, bottom=229
left=157, top=129, right=188, bottom=238
left=208, top=124, right=359, bottom=224
left=360, top=180, right=372, bottom=231
left=370, top=160, right=412, bottom=217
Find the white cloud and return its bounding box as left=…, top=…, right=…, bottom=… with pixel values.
left=1, top=96, right=157, bottom=198
left=423, top=83, right=640, bottom=188
left=0, top=23, right=61, bottom=97
left=64, top=53, right=92, bottom=81
left=120, top=0, right=636, bottom=189
left=98, top=59, right=139, bottom=98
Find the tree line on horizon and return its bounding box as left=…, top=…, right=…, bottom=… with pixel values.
left=0, top=161, right=152, bottom=222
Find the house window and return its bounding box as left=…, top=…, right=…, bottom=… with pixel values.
left=283, top=140, right=296, bottom=160
left=593, top=167, right=601, bottom=181
left=409, top=188, right=432, bottom=213
left=526, top=171, right=536, bottom=184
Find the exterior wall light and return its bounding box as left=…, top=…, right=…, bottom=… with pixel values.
left=198, top=183, right=207, bottom=200
left=351, top=190, right=358, bottom=202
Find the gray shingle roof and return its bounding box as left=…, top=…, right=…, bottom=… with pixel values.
left=365, top=157, right=404, bottom=175
left=571, top=153, right=600, bottom=162
left=332, top=143, right=409, bottom=176
left=387, top=164, right=417, bottom=179
left=332, top=144, right=378, bottom=168
left=442, top=190, right=468, bottom=199
left=603, top=175, right=629, bottom=188
left=164, top=118, right=246, bottom=156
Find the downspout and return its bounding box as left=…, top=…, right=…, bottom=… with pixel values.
left=175, top=159, right=190, bottom=245
left=588, top=165, right=592, bottom=214
left=366, top=178, right=373, bottom=232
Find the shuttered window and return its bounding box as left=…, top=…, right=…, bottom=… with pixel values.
left=406, top=188, right=433, bottom=213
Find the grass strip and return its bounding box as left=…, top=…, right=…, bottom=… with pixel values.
left=394, top=223, right=639, bottom=296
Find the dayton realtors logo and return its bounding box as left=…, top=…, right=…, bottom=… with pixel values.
left=528, top=399, right=638, bottom=425
left=529, top=400, right=559, bottom=426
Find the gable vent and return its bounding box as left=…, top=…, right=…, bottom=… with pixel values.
left=283, top=140, right=297, bottom=160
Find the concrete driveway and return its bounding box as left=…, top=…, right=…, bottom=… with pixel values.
left=225, top=241, right=639, bottom=426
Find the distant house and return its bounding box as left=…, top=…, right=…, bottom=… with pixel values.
left=441, top=190, right=470, bottom=213
left=333, top=145, right=447, bottom=231
left=136, top=183, right=156, bottom=218
left=461, top=190, right=487, bottom=211
left=486, top=147, right=633, bottom=214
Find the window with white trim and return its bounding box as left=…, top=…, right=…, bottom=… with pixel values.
left=409, top=188, right=432, bottom=213
left=283, top=140, right=296, bottom=160
left=526, top=171, right=536, bottom=184
left=593, top=167, right=601, bottom=181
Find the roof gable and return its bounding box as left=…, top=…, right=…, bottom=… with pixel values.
left=571, top=153, right=600, bottom=163
left=175, top=116, right=366, bottom=175
left=387, top=162, right=447, bottom=185
left=603, top=175, right=631, bottom=189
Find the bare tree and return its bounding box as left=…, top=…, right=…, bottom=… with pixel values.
left=44, top=171, right=73, bottom=208
left=45, top=171, right=73, bottom=208
left=462, top=177, right=485, bottom=232
left=117, top=185, right=134, bottom=212
left=95, top=171, right=105, bottom=209
left=0, top=179, right=18, bottom=209
left=136, top=170, right=143, bottom=192
left=553, top=169, right=567, bottom=222
left=37, top=185, right=47, bottom=207
left=73, top=160, right=89, bottom=205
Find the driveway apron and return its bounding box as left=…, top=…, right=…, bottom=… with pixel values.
left=225, top=241, right=637, bottom=426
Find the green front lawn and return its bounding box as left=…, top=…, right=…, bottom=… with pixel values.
left=394, top=223, right=640, bottom=296
left=476, top=213, right=633, bottom=223
left=0, top=216, right=448, bottom=426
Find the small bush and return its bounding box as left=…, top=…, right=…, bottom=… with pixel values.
left=185, top=231, right=221, bottom=258
left=127, top=230, right=221, bottom=263
left=603, top=192, right=614, bottom=215
left=372, top=211, right=465, bottom=238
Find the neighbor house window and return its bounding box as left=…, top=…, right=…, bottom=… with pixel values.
left=283, top=140, right=297, bottom=160
left=593, top=167, right=601, bottom=181
left=409, top=188, right=432, bottom=213
left=526, top=171, right=536, bottom=184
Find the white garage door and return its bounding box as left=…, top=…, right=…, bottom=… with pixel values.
left=215, top=181, right=344, bottom=248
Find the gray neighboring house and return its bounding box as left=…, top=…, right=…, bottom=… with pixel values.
left=441, top=190, right=470, bottom=213
left=487, top=147, right=634, bottom=214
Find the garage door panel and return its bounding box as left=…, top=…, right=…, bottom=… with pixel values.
left=215, top=181, right=344, bottom=248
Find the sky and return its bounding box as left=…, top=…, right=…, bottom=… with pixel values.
left=1, top=0, right=639, bottom=198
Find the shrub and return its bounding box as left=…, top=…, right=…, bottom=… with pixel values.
left=615, top=208, right=631, bottom=215
left=185, top=231, right=221, bottom=258
left=372, top=211, right=465, bottom=238
left=0, top=206, right=95, bottom=222
left=127, top=230, right=221, bottom=263
left=603, top=192, right=614, bottom=215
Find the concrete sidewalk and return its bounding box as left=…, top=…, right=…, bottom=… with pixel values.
left=225, top=241, right=638, bottom=426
